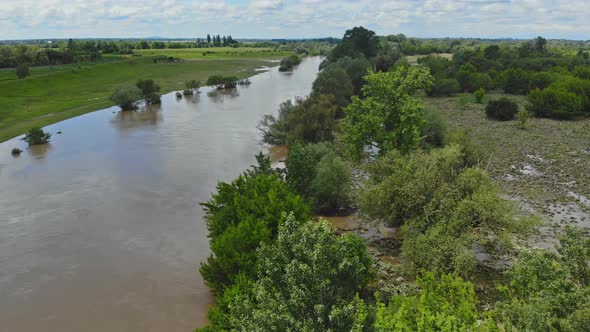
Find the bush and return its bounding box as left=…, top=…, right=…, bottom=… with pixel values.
left=136, top=79, right=161, bottom=104
left=517, top=109, right=530, bottom=129
left=312, top=65, right=354, bottom=108
left=278, top=54, right=301, bottom=71
left=11, top=147, right=22, bottom=155
left=502, top=68, right=530, bottom=94
left=421, top=107, right=447, bottom=147
left=110, top=85, right=142, bottom=110
left=486, top=98, right=519, bottom=121
left=16, top=63, right=30, bottom=79
left=426, top=78, right=460, bottom=97
left=207, top=75, right=238, bottom=89
left=527, top=87, right=583, bottom=118
left=22, top=127, right=51, bottom=145
left=474, top=88, right=485, bottom=103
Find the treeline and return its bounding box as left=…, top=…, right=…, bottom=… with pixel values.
left=417, top=36, right=590, bottom=118
left=196, top=26, right=590, bottom=331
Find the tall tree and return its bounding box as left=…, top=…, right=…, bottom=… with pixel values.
left=207, top=34, right=211, bottom=44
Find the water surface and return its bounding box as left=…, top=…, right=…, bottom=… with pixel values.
left=0, top=57, right=322, bottom=331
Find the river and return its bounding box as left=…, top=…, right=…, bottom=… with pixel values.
left=0, top=56, right=322, bottom=331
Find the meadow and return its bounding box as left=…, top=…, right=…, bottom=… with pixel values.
left=0, top=48, right=284, bottom=142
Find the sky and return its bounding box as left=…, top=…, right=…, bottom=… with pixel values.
left=1, top=0, right=589, bottom=40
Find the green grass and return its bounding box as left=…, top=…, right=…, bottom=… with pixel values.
left=0, top=53, right=283, bottom=142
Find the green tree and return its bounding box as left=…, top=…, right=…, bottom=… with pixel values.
left=342, top=66, right=433, bottom=159
left=136, top=79, right=161, bottom=104
left=15, top=63, right=30, bottom=79
left=110, top=85, right=142, bottom=110
left=22, top=127, right=51, bottom=145
left=474, top=88, right=486, bottom=103
left=312, top=65, right=354, bottom=107
left=495, top=227, right=590, bottom=331
left=199, top=161, right=309, bottom=294
left=228, top=216, right=373, bottom=332
left=375, top=273, right=480, bottom=331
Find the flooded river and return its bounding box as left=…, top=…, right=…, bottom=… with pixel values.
left=0, top=57, right=322, bottom=331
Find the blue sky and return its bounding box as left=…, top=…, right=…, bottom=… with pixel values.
left=1, top=0, right=588, bottom=40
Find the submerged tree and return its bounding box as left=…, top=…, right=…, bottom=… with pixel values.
left=110, top=85, right=143, bottom=110
left=136, top=79, right=161, bottom=104
left=22, top=127, right=51, bottom=145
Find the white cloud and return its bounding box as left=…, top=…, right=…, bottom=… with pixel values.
left=0, top=0, right=589, bottom=40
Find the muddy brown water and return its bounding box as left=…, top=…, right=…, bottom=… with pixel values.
left=0, top=57, right=322, bottom=331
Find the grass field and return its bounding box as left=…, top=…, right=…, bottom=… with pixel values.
left=425, top=92, right=590, bottom=241
left=133, top=47, right=290, bottom=59
left=405, top=53, right=453, bottom=65
left=0, top=49, right=285, bottom=142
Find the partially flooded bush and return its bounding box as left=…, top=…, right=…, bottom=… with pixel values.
left=110, top=85, right=142, bottom=110
left=11, top=147, right=22, bottom=155
left=278, top=55, right=301, bottom=71
left=22, top=127, right=51, bottom=146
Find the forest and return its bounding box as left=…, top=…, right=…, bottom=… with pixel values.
left=196, top=26, right=590, bottom=331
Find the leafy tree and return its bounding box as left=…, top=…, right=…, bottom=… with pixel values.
left=259, top=95, right=338, bottom=146
left=331, top=26, right=379, bottom=60
left=426, top=78, right=461, bottom=97
left=16, top=63, right=30, bottom=78
left=136, top=79, right=161, bottom=104
left=341, top=66, right=433, bottom=159
left=312, top=65, right=354, bottom=107
left=110, top=85, right=143, bottom=110
left=228, top=216, right=373, bottom=332
left=333, top=56, right=370, bottom=94
left=486, top=98, right=519, bottom=121
left=495, top=227, right=590, bottom=331
left=375, top=273, right=480, bottom=331
left=502, top=68, right=530, bottom=94
left=484, top=45, right=501, bottom=60
left=278, top=54, right=301, bottom=71
left=22, top=127, right=51, bottom=145
left=199, top=159, right=309, bottom=294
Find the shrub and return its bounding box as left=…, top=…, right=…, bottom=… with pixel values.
left=474, top=88, right=485, bottom=103
left=278, top=54, right=301, bottom=71
left=426, top=78, right=460, bottom=97
left=185, top=80, right=200, bottom=90
left=526, top=87, right=583, bottom=118
left=11, top=147, right=22, bottom=155
left=22, top=127, right=51, bottom=145
left=517, top=109, right=530, bottom=129
left=502, top=68, right=530, bottom=94
left=421, top=107, right=447, bottom=147
left=312, top=65, right=354, bottom=107
left=110, top=85, right=142, bottom=110
left=486, top=98, right=519, bottom=121
left=16, top=63, right=30, bottom=78
left=136, top=79, right=161, bottom=104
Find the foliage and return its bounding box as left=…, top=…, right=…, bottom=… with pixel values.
left=11, top=147, right=22, bottom=155
left=427, top=78, right=460, bottom=97
left=185, top=80, right=200, bottom=90
left=227, top=216, right=373, bottom=332
left=420, top=107, right=447, bottom=147
left=332, top=56, right=370, bottom=94
left=474, top=88, right=486, bottom=104
left=21, top=127, right=51, bottom=145
left=110, top=85, right=143, bottom=110
left=259, top=95, right=338, bottom=146
left=286, top=143, right=351, bottom=213
left=517, top=109, right=530, bottom=129
left=136, top=79, right=161, bottom=104
left=495, top=227, right=590, bottom=331
left=375, top=272, right=480, bottom=331
left=485, top=98, right=519, bottom=121
left=199, top=157, right=309, bottom=294
left=16, top=63, right=30, bottom=79
left=501, top=68, right=530, bottom=94
left=206, top=75, right=239, bottom=88
left=331, top=26, right=379, bottom=60
left=526, top=87, right=583, bottom=118
left=342, top=66, right=434, bottom=160
left=312, top=65, right=354, bottom=108
left=358, top=146, right=534, bottom=278
left=278, top=54, right=301, bottom=71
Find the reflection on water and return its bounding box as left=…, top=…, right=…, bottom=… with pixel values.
left=0, top=57, right=323, bottom=332
left=27, top=143, right=53, bottom=160
left=111, top=106, right=163, bottom=130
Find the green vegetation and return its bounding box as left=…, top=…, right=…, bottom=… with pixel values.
left=136, top=79, right=161, bottom=104
left=486, top=98, right=519, bottom=121
left=110, top=85, right=142, bottom=110
left=278, top=54, right=301, bottom=71
left=22, top=127, right=51, bottom=145
left=11, top=147, right=22, bottom=155
left=199, top=26, right=590, bottom=331
left=15, top=63, right=30, bottom=79
left=206, top=74, right=239, bottom=89
left=0, top=55, right=280, bottom=142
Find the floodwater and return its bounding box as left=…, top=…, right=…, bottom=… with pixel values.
left=0, top=56, right=322, bottom=331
